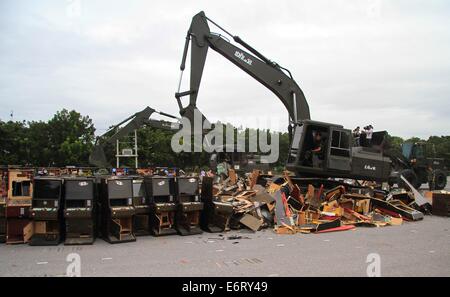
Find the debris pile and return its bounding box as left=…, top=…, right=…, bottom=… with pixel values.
left=201, top=170, right=275, bottom=232
left=1, top=165, right=447, bottom=246
left=201, top=169, right=436, bottom=235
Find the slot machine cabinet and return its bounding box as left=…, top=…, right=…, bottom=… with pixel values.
left=199, top=176, right=233, bottom=233
left=5, top=168, right=34, bottom=244
left=64, top=177, right=96, bottom=245
left=0, top=167, right=7, bottom=243
left=174, top=176, right=203, bottom=236
left=143, top=176, right=177, bottom=236
left=132, top=177, right=151, bottom=236
left=29, top=177, right=64, bottom=246
left=98, top=177, right=136, bottom=243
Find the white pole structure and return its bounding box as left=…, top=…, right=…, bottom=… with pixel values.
left=134, top=129, right=138, bottom=169
left=116, top=138, right=120, bottom=168
left=115, top=129, right=138, bottom=169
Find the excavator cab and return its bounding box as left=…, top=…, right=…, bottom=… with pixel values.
left=397, top=142, right=447, bottom=189
left=402, top=142, right=445, bottom=172
left=287, top=120, right=391, bottom=182
left=287, top=120, right=351, bottom=176
left=401, top=143, right=414, bottom=160
left=402, top=142, right=429, bottom=165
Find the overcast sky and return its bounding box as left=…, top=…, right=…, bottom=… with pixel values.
left=1, top=0, right=449, bottom=138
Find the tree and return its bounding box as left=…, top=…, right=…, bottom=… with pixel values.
left=0, top=120, right=28, bottom=165
left=26, top=120, right=52, bottom=166
left=385, top=134, right=404, bottom=155
left=46, top=109, right=95, bottom=166
left=2, top=109, right=450, bottom=171
left=427, top=136, right=450, bottom=167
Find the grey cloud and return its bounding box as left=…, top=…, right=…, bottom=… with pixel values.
left=0, top=0, right=449, bottom=139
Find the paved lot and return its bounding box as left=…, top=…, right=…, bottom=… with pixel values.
left=1, top=178, right=449, bottom=277
left=0, top=215, right=449, bottom=277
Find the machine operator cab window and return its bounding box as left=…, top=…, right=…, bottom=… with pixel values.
left=287, top=120, right=352, bottom=173
left=304, top=129, right=328, bottom=168
left=402, top=142, right=425, bottom=160
left=402, top=142, right=426, bottom=165
left=330, top=130, right=351, bottom=157
left=290, top=122, right=329, bottom=170
left=328, top=128, right=352, bottom=171
left=401, top=143, right=413, bottom=160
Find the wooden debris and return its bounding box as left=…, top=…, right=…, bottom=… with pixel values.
left=239, top=213, right=263, bottom=232
left=207, top=168, right=426, bottom=235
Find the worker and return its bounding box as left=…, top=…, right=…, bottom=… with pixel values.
left=216, top=154, right=231, bottom=180
left=365, top=125, right=374, bottom=146
left=353, top=126, right=361, bottom=146
left=311, top=131, right=325, bottom=168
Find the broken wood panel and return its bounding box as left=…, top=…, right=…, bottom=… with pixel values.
left=239, top=213, right=263, bottom=232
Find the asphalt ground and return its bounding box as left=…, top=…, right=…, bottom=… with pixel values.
left=0, top=178, right=449, bottom=277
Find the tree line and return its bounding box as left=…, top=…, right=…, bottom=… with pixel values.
left=1, top=109, right=449, bottom=169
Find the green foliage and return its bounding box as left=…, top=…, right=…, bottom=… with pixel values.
left=1, top=109, right=449, bottom=170
left=426, top=136, right=450, bottom=167
left=0, top=109, right=95, bottom=166
left=27, top=121, right=52, bottom=166
left=47, top=109, right=95, bottom=166
left=0, top=120, right=28, bottom=165
left=137, top=126, right=180, bottom=167
left=385, top=134, right=404, bottom=155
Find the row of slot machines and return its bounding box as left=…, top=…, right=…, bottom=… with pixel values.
left=0, top=167, right=203, bottom=245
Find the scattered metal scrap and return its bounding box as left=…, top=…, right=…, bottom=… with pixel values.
left=273, top=174, right=431, bottom=234
left=200, top=169, right=436, bottom=235
left=200, top=170, right=275, bottom=233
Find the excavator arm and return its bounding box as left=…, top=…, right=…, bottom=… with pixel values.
left=89, top=106, right=181, bottom=168
left=175, top=11, right=310, bottom=127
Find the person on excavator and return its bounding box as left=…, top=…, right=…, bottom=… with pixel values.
left=216, top=154, right=231, bottom=180
left=363, top=125, right=373, bottom=146
left=311, top=131, right=325, bottom=168
left=302, top=131, right=325, bottom=168
left=353, top=126, right=361, bottom=146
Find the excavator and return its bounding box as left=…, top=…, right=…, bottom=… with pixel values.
left=88, top=106, right=268, bottom=173
left=91, top=11, right=445, bottom=189
left=174, top=11, right=394, bottom=185
left=89, top=106, right=181, bottom=168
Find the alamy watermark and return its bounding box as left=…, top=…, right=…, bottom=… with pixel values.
left=170, top=109, right=280, bottom=163
left=366, top=253, right=381, bottom=277
left=66, top=253, right=81, bottom=277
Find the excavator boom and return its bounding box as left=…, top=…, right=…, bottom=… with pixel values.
left=175, top=11, right=310, bottom=127
left=89, top=106, right=180, bottom=168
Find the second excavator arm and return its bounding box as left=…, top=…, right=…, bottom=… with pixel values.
left=89, top=106, right=181, bottom=168
left=175, top=11, right=310, bottom=129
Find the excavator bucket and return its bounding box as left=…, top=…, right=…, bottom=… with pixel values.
left=180, top=105, right=211, bottom=133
